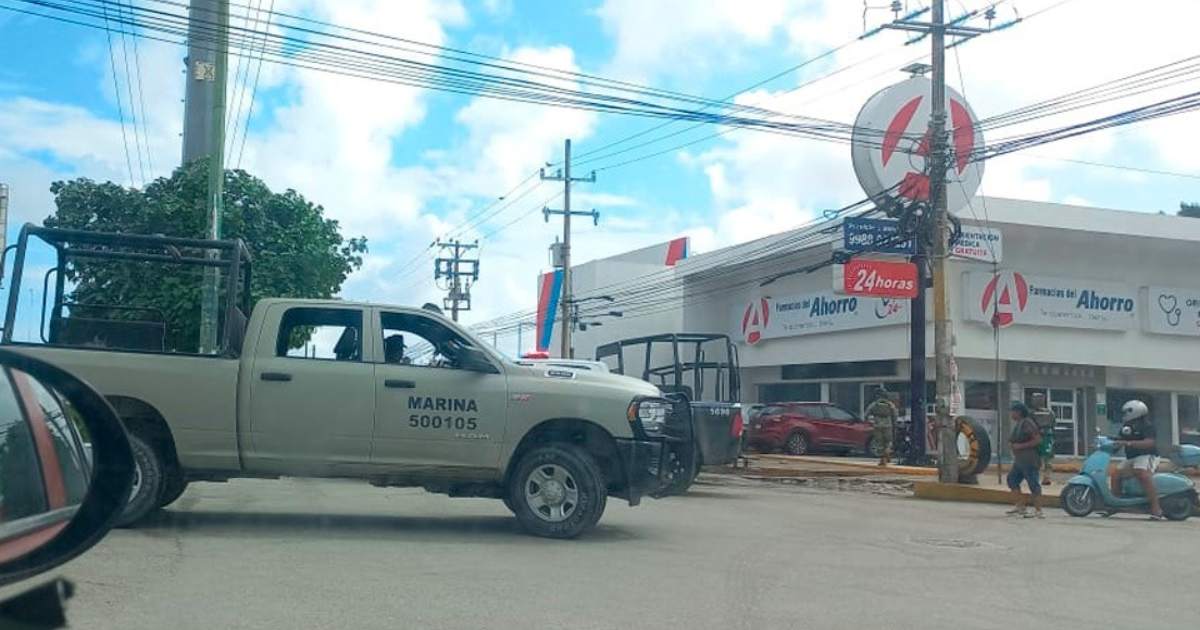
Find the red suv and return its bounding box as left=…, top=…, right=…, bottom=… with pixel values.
left=746, top=402, right=879, bottom=457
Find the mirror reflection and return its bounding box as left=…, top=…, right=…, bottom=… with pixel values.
left=0, top=367, right=92, bottom=564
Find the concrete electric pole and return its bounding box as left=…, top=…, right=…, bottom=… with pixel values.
left=878, top=0, right=1001, bottom=479
left=434, top=239, right=479, bottom=322
left=928, top=0, right=959, bottom=483
left=182, top=0, right=230, bottom=353
left=541, top=140, right=598, bottom=359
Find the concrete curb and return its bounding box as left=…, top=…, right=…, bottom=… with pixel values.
left=913, top=481, right=1061, bottom=505
left=751, top=454, right=936, bottom=476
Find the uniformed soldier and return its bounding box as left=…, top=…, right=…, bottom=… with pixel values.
left=1030, top=393, right=1056, bottom=486
left=865, top=389, right=899, bottom=466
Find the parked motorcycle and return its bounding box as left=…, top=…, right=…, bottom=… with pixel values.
left=1061, top=436, right=1200, bottom=520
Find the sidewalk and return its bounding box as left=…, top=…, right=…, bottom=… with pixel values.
left=728, top=454, right=1195, bottom=509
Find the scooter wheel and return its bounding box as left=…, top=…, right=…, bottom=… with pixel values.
left=1160, top=494, right=1194, bottom=521
left=1061, top=484, right=1097, bottom=517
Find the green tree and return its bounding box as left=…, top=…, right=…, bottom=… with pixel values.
left=1179, top=202, right=1200, bottom=218
left=46, top=159, right=367, bottom=352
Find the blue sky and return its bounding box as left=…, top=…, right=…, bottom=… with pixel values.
left=1, top=0, right=1199, bottom=347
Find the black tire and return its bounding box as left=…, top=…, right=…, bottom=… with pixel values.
left=1160, top=493, right=1194, bottom=521
left=1060, top=484, right=1097, bottom=517
left=956, top=416, right=993, bottom=477
left=508, top=444, right=607, bottom=539
left=658, top=442, right=700, bottom=496
left=784, top=431, right=810, bottom=456
left=116, top=433, right=166, bottom=527
left=158, top=474, right=188, bottom=508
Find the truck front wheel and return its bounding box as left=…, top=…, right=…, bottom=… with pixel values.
left=116, top=433, right=166, bottom=527
left=508, top=444, right=607, bottom=539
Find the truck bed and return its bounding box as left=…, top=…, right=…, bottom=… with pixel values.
left=11, top=345, right=242, bottom=471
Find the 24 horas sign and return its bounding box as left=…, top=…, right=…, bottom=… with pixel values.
left=964, top=271, right=1136, bottom=330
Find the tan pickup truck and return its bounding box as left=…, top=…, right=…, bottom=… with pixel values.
left=2, top=225, right=687, bottom=538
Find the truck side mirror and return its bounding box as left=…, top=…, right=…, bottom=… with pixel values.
left=458, top=347, right=499, bottom=374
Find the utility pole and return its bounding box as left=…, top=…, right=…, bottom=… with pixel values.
left=182, top=0, right=230, bottom=353
left=928, top=0, right=958, bottom=483
left=541, top=139, right=598, bottom=358
left=877, top=0, right=999, bottom=478
left=434, top=239, right=479, bottom=322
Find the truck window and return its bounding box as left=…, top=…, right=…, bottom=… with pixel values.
left=380, top=312, right=470, bottom=369
left=276, top=308, right=363, bottom=361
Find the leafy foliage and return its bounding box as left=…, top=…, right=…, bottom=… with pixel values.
left=1179, top=202, right=1200, bottom=218
left=45, top=160, right=367, bottom=352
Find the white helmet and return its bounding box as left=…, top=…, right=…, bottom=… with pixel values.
left=1121, top=400, right=1148, bottom=422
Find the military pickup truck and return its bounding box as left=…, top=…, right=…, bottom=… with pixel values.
left=0, top=225, right=688, bottom=538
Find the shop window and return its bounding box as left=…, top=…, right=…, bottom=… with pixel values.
left=830, top=383, right=862, bottom=416
left=781, top=361, right=895, bottom=381
left=759, top=383, right=820, bottom=404
left=1179, top=394, right=1200, bottom=446
left=964, top=382, right=997, bottom=411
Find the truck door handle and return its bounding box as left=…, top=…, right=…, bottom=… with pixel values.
left=260, top=372, right=293, bottom=382
left=385, top=379, right=416, bottom=389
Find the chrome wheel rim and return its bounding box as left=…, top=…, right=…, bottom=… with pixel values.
left=788, top=434, right=806, bottom=454
left=128, top=459, right=144, bottom=503
left=524, top=464, right=579, bottom=523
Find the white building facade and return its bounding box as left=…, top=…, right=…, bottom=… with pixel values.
left=544, top=197, right=1200, bottom=456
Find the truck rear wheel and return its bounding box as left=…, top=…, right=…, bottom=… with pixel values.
left=508, top=444, right=607, bottom=539
left=158, top=474, right=188, bottom=508
left=116, top=433, right=166, bottom=527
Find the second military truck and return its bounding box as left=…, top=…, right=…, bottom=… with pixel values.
left=2, top=225, right=689, bottom=538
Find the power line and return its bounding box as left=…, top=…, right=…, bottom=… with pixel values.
left=14, top=0, right=891, bottom=149
left=123, top=0, right=154, bottom=178
left=97, top=1, right=136, bottom=187
left=1023, top=155, right=1200, bottom=180
left=234, top=0, right=273, bottom=169
left=224, top=0, right=262, bottom=163
left=113, top=0, right=146, bottom=184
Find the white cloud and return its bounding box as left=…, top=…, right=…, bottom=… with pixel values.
left=661, top=0, right=1200, bottom=246
left=595, top=0, right=805, bottom=81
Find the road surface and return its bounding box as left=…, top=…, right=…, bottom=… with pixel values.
left=34, top=476, right=1200, bottom=629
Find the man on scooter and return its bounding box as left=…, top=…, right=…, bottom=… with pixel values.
left=1111, top=400, right=1164, bottom=521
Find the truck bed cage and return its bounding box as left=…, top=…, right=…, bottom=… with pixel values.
left=595, top=332, right=740, bottom=403
left=2, top=223, right=253, bottom=357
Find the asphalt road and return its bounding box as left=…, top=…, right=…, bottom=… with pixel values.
left=30, top=476, right=1200, bottom=629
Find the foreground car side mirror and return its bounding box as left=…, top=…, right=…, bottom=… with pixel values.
left=0, top=348, right=135, bottom=588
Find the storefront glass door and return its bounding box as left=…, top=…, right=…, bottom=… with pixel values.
left=1024, top=387, right=1079, bottom=456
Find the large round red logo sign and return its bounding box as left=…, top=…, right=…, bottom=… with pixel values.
left=981, top=271, right=1028, bottom=328
left=851, top=77, right=984, bottom=213
left=741, top=298, right=770, bottom=345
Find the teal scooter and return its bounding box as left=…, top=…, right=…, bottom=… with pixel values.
left=1061, top=437, right=1200, bottom=520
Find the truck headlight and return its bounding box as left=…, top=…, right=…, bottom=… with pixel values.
left=628, top=399, right=671, bottom=435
